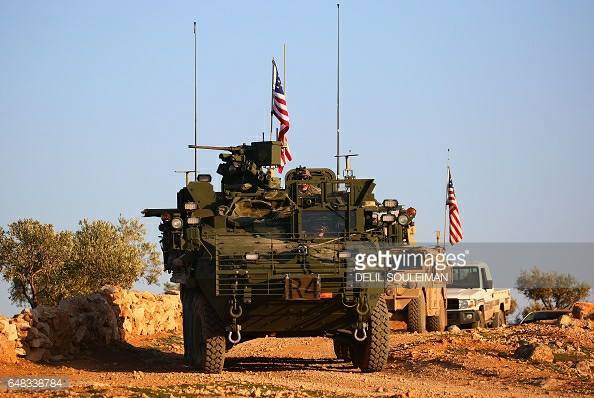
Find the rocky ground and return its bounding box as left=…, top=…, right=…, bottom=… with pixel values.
left=0, top=318, right=592, bottom=398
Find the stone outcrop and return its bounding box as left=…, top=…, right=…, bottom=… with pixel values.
left=573, top=302, right=594, bottom=320
left=0, top=286, right=182, bottom=363
left=514, top=342, right=554, bottom=363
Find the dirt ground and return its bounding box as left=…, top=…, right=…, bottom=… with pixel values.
left=1, top=321, right=593, bottom=398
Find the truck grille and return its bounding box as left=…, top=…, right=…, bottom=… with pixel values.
left=213, top=234, right=354, bottom=297
left=447, top=298, right=459, bottom=310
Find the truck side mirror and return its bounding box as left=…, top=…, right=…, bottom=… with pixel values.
left=484, top=279, right=493, bottom=289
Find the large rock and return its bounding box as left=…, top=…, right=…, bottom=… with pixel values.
left=558, top=314, right=573, bottom=328
left=573, top=302, right=594, bottom=320
left=0, top=286, right=182, bottom=363
left=0, top=319, right=18, bottom=342
left=26, top=347, right=48, bottom=362
left=514, top=343, right=554, bottom=363
left=576, top=361, right=592, bottom=377
left=0, top=338, right=17, bottom=363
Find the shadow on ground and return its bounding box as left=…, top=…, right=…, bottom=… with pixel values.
left=43, top=342, right=352, bottom=374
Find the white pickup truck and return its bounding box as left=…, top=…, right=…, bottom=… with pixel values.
left=446, top=262, right=512, bottom=328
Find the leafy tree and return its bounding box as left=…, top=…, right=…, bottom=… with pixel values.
left=516, top=266, right=590, bottom=310
left=68, top=217, right=161, bottom=294
left=0, top=219, right=74, bottom=307
left=0, top=217, right=161, bottom=307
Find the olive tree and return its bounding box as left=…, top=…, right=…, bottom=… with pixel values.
left=516, top=267, right=590, bottom=310
left=0, top=217, right=161, bottom=307
left=0, top=219, right=74, bottom=307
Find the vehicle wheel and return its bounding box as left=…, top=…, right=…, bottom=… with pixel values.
left=492, top=309, right=506, bottom=328
left=188, top=294, right=226, bottom=373
left=407, top=293, right=426, bottom=333
left=471, top=311, right=485, bottom=329
left=333, top=338, right=351, bottom=361
left=354, top=296, right=390, bottom=373
left=427, top=298, right=447, bottom=332
left=181, top=286, right=196, bottom=364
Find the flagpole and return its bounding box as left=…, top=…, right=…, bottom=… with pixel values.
left=193, top=21, right=198, bottom=181
left=443, top=149, right=450, bottom=248
left=270, top=58, right=275, bottom=141
left=336, top=3, right=341, bottom=178
left=283, top=44, right=287, bottom=97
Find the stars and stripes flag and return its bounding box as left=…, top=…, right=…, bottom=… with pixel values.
left=272, top=59, right=292, bottom=172
left=447, top=168, right=463, bottom=244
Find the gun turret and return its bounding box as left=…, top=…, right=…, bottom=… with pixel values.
left=188, top=141, right=281, bottom=168
left=189, top=141, right=283, bottom=192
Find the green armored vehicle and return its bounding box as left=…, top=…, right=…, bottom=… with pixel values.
left=143, top=140, right=425, bottom=373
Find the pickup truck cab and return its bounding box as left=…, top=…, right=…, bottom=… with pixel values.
left=446, top=262, right=512, bottom=328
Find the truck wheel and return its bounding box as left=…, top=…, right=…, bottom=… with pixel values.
left=471, top=311, right=485, bottom=329
left=355, top=296, right=390, bottom=373
left=427, top=298, right=447, bottom=332
left=492, top=309, right=506, bottom=328
left=407, top=293, right=426, bottom=333
left=332, top=338, right=351, bottom=361
left=182, top=286, right=196, bottom=364
left=188, top=294, right=226, bottom=373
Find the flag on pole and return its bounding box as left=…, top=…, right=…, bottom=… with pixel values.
left=272, top=59, right=292, bottom=172
left=447, top=168, right=463, bottom=244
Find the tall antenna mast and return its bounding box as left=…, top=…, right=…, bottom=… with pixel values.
left=336, top=3, right=340, bottom=178
left=193, top=21, right=198, bottom=181
left=283, top=44, right=287, bottom=97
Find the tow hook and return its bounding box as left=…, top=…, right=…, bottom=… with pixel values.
left=356, top=298, right=370, bottom=316
left=228, top=325, right=242, bottom=344
left=229, top=300, right=243, bottom=318
left=354, top=322, right=368, bottom=342
left=354, top=295, right=369, bottom=341
left=227, top=298, right=243, bottom=344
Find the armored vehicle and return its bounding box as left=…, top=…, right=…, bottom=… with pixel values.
left=143, top=140, right=430, bottom=373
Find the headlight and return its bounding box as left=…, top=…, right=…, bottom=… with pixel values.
left=187, top=217, right=200, bottom=225
left=397, top=214, right=410, bottom=226
left=382, top=199, right=399, bottom=208
left=459, top=299, right=475, bottom=309
left=338, top=251, right=351, bottom=259
left=245, top=253, right=259, bottom=261
left=184, top=202, right=198, bottom=210
left=171, top=217, right=183, bottom=229
left=381, top=214, right=396, bottom=223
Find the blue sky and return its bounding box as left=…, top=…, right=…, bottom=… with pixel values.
left=1, top=1, right=593, bottom=314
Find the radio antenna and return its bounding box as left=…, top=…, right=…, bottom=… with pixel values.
left=336, top=3, right=341, bottom=178
left=193, top=21, right=198, bottom=181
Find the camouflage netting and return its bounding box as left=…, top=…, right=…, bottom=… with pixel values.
left=0, top=286, right=182, bottom=363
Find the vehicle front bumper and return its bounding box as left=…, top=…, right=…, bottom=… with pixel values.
left=447, top=309, right=480, bottom=326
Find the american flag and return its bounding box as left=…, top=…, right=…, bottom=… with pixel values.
left=447, top=168, right=463, bottom=244
left=272, top=59, right=292, bottom=172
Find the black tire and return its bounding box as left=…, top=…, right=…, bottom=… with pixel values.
left=427, top=298, right=447, bottom=332
left=181, top=286, right=196, bottom=364
left=355, top=296, right=390, bottom=373
left=188, top=294, right=226, bottom=373
left=407, top=293, right=426, bottom=333
left=471, top=311, right=485, bottom=329
left=332, top=338, right=351, bottom=361
left=492, top=309, right=506, bottom=328
left=351, top=343, right=361, bottom=368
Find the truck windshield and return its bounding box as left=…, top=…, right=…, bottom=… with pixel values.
left=301, top=210, right=355, bottom=237
left=448, top=266, right=481, bottom=288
